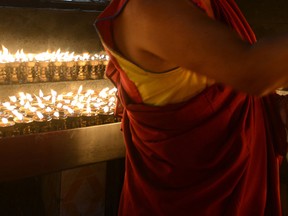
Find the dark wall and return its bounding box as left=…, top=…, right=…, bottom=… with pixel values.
left=236, top=0, right=288, bottom=38
left=2, top=1, right=288, bottom=54
left=0, top=7, right=102, bottom=54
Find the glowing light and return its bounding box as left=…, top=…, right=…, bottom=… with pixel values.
left=1, top=118, right=8, bottom=124
left=77, top=85, right=83, bottom=95
left=9, top=96, right=17, bottom=103
left=36, top=111, right=44, bottom=120
left=39, top=90, right=44, bottom=98
left=103, top=106, right=109, bottom=113
left=53, top=111, right=60, bottom=118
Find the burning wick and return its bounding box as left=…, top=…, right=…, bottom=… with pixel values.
left=0, top=117, right=15, bottom=127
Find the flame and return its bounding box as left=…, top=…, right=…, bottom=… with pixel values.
left=17, top=113, right=24, bottom=121
left=0, top=45, right=109, bottom=63
left=27, top=54, right=34, bottom=62
left=29, top=107, right=37, bottom=112
left=56, top=103, right=63, bottom=109
left=7, top=105, right=16, bottom=111
left=103, top=106, right=109, bottom=113
left=86, top=96, right=91, bottom=104
left=65, top=92, right=73, bottom=97
left=9, top=96, right=17, bottom=103
left=67, top=107, right=74, bottom=114
left=45, top=107, right=52, bottom=112
left=77, top=103, right=84, bottom=110
left=35, top=96, right=43, bottom=104
left=53, top=111, right=60, bottom=118
left=85, top=90, right=94, bottom=97
left=35, top=97, right=45, bottom=109
left=12, top=110, right=19, bottom=116
left=35, top=51, right=52, bottom=62
left=1, top=118, right=8, bottom=124
left=50, top=48, right=61, bottom=62
left=86, top=106, right=91, bottom=113
left=83, top=53, right=90, bottom=60
left=93, top=102, right=101, bottom=108
left=0, top=45, right=14, bottom=63
left=91, top=96, right=97, bottom=101
left=108, top=87, right=117, bottom=95
left=13, top=110, right=23, bottom=121
left=0, top=86, right=117, bottom=126
left=18, top=92, right=26, bottom=100
left=51, top=89, right=57, bottom=96
left=62, top=105, right=70, bottom=110
left=79, top=95, right=85, bottom=103
left=39, top=90, right=44, bottom=98
left=19, top=99, right=25, bottom=106
left=24, top=101, right=31, bottom=109
left=2, top=102, right=16, bottom=111
left=109, top=97, right=116, bottom=102
left=99, top=87, right=109, bottom=98
left=15, top=49, right=26, bottom=62
left=26, top=93, right=33, bottom=102
left=36, top=111, right=44, bottom=119
left=62, top=52, right=75, bottom=62
left=71, top=99, right=77, bottom=106
left=2, top=102, right=11, bottom=107
left=63, top=99, right=71, bottom=104
left=51, top=89, right=57, bottom=104
left=57, top=94, right=63, bottom=101
left=108, top=101, right=114, bottom=107
left=43, top=95, right=51, bottom=101
left=77, top=85, right=83, bottom=95
left=39, top=103, right=45, bottom=109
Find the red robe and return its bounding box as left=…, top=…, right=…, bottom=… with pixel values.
left=95, top=0, right=287, bottom=215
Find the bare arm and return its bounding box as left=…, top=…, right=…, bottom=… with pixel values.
left=115, top=0, right=288, bottom=96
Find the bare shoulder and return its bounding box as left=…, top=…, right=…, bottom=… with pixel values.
left=113, top=0, right=185, bottom=72
left=113, top=0, right=288, bottom=95
left=120, top=0, right=224, bottom=68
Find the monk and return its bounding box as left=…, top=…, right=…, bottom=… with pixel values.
left=95, top=0, right=288, bottom=215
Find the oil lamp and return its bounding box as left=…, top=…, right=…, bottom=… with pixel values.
left=38, top=61, right=49, bottom=82
left=63, top=61, right=74, bottom=81
left=9, top=61, right=20, bottom=84
left=0, top=117, right=15, bottom=138
left=76, top=60, right=86, bottom=81
left=0, top=81, right=117, bottom=135
left=76, top=53, right=90, bottom=80
left=32, top=111, right=52, bottom=133
left=0, top=63, right=7, bottom=84
left=51, top=111, right=67, bottom=131
left=81, top=103, right=97, bottom=127
left=89, top=57, right=99, bottom=80
left=52, top=61, right=62, bottom=82
left=66, top=107, right=81, bottom=129
left=24, top=55, right=36, bottom=83
left=97, top=105, right=114, bottom=124
left=13, top=112, right=33, bottom=135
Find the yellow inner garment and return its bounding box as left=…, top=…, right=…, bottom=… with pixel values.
left=110, top=49, right=209, bottom=106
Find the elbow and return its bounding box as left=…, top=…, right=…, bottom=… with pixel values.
left=229, top=55, right=281, bottom=97
left=232, top=77, right=279, bottom=97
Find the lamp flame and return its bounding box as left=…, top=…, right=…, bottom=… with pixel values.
left=2, top=118, right=8, bottom=124
left=36, top=111, right=44, bottom=120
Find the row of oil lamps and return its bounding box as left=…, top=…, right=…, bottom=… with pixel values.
left=0, top=58, right=108, bottom=84
left=0, top=46, right=109, bottom=84
left=0, top=86, right=119, bottom=138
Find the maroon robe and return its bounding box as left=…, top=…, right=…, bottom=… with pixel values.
left=95, top=0, right=287, bottom=215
